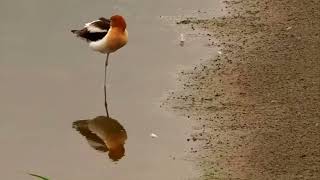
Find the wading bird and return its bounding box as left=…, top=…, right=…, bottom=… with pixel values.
left=71, top=15, right=128, bottom=117
left=73, top=116, right=127, bottom=161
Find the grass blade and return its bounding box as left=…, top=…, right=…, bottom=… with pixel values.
left=28, top=173, right=50, bottom=180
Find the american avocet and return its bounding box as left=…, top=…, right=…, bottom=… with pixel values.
left=71, top=15, right=128, bottom=117
left=73, top=116, right=127, bottom=161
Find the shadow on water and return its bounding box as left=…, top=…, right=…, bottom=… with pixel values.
left=72, top=116, right=127, bottom=162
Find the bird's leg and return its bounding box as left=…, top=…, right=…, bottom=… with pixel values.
left=104, top=53, right=110, bottom=117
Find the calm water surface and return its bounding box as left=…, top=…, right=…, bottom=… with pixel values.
left=0, top=0, right=221, bottom=179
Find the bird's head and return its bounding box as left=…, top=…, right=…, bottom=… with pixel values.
left=110, top=15, right=126, bottom=31
left=108, top=145, right=125, bottom=161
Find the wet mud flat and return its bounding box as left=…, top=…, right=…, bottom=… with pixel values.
left=163, top=0, right=320, bottom=179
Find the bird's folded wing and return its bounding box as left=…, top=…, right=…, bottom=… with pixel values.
left=71, top=17, right=110, bottom=41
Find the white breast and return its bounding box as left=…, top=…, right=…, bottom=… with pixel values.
left=89, top=35, right=109, bottom=53
left=89, top=27, right=128, bottom=54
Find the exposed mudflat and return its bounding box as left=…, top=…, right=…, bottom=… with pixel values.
left=163, top=0, right=320, bottom=179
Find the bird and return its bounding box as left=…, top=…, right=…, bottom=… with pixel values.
left=71, top=15, right=128, bottom=117
left=73, top=116, right=127, bottom=161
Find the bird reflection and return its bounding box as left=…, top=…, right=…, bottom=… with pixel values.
left=72, top=116, right=127, bottom=161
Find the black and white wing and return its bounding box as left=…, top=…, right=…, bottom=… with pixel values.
left=72, top=120, right=109, bottom=152
left=71, top=17, right=110, bottom=42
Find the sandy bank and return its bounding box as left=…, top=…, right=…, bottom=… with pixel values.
left=164, top=0, right=320, bottom=179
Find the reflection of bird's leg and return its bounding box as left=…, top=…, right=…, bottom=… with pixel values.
left=104, top=53, right=110, bottom=117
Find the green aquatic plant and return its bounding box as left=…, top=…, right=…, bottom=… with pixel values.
left=28, top=173, right=50, bottom=180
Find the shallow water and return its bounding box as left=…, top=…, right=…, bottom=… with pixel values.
left=0, top=0, right=221, bottom=179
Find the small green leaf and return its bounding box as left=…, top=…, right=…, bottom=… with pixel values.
left=28, top=173, right=50, bottom=180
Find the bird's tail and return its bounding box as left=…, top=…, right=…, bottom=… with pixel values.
left=71, top=30, right=79, bottom=34
left=72, top=120, right=88, bottom=130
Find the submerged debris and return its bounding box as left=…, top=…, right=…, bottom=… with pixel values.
left=180, top=33, right=185, bottom=47
left=150, top=133, right=159, bottom=138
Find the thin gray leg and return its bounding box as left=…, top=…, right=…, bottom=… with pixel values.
left=104, top=53, right=110, bottom=117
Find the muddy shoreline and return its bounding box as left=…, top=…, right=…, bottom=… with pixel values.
left=164, top=0, right=320, bottom=179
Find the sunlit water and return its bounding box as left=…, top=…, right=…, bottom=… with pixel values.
left=0, top=0, right=221, bottom=179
